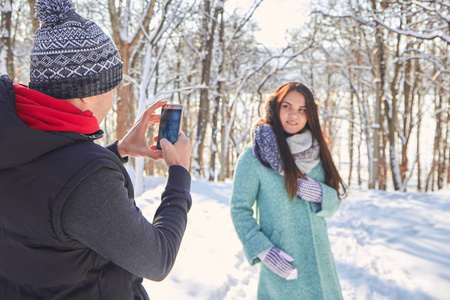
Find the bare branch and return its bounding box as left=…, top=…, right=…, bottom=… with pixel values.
left=372, top=15, right=450, bottom=43
left=412, top=0, right=450, bottom=23
left=313, top=9, right=450, bottom=43
left=312, top=10, right=376, bottom=27
left=225, top=0, right=264, bottom=51
left=130, top=0, right=158, bottom=47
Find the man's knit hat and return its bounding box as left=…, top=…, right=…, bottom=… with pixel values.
left=29, top=0, right=123, bottom=99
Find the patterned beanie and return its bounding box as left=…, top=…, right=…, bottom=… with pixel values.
left=29, top=0, right=123, bottom=99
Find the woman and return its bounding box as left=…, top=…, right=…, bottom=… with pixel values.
left=230, top=82, right=347, bottom=300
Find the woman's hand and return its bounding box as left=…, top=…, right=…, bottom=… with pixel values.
left=258, top=247, right=298, bottom=280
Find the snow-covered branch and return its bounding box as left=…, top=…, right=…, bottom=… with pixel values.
left=396, top=55, right=443, bottom=67
left=312, top=10, right=376, bottom=27
left=371, top=15, right=450, bottom=43
left=313, top=8, right=450, bottom=43
left=182, top=33, right=203, bottom=60
left=411, top=0, right=450, bottom=23
left=225, top=0, right=264, bottom=51
left=322, top=113, right=360, bottom=125
left=129, top=0, right=158, bottom=46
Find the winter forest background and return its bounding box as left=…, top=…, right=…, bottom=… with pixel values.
left=1, top=0, right=448, bottom=193
left=1, top=1, right=449, bottom=299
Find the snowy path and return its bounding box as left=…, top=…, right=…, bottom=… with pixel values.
left=139, top=177, right=450, bottom=300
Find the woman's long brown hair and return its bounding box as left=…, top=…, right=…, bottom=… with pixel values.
left=263, top=82, right=348, bottom=199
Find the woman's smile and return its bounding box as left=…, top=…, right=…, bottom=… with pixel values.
left=279, top=91, right=308, bottom=134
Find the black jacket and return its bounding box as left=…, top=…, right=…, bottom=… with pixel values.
left=0, top=75, right=191, bottom=299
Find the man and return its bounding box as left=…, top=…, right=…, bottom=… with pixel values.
left=0, top=0, right=192, bottom=299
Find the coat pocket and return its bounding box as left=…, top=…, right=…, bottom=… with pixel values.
left=270, top=230, right=282, bottom=246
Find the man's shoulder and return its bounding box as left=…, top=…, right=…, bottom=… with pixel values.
left=0, top=75, right=15, bottom=105
left=25, top=141, right=123, bottom=185
left=52, top=141, right=114, bottom=163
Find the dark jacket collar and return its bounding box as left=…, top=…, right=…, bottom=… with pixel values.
left=0, top=75, right=98, bottom=170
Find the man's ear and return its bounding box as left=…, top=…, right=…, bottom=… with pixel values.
left=66, top=97, right=89, bottom=111
left=79, top=97, right=90, bottom=105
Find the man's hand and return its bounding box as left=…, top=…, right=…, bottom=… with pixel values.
left=151, top=132, right=191, bottom=170
left=117, top=100, right=166, bottom=160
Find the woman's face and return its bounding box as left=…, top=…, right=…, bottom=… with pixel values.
left=279, top=90, right=308, bottom=134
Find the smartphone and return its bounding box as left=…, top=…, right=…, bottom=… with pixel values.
left=156, top=104, right=183, bottom=150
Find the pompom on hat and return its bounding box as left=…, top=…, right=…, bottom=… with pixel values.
left=29, top=0, right=123, bottom=99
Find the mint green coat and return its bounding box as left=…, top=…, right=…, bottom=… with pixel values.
left=230, top=146, right=343, bottom=300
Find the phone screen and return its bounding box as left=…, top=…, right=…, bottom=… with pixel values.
left=156, top=104, right=183, bottom=150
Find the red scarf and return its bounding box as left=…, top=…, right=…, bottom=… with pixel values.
left=14, top=83, right=99, bottom=134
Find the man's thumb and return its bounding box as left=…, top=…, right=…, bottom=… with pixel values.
left=160, top=139, right=175, bottom=156
left=160, top=138, right=171, bottom=149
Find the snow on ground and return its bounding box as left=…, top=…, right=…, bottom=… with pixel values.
left=138, top=176, right=450, bottom=300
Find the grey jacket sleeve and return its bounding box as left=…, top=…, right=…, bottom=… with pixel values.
left=60, top=159, right=192, bottom=281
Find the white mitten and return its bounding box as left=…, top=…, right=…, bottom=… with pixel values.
left=298, top=177, right=322, bottom=203
left=258, top=247, right=298, bottom=280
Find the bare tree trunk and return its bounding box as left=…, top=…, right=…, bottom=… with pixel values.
left=195, top=0, right=222, bottom=176
left=27, top=0, right=39, bottom=33
left=370, top=0, right=383, bottom=190
left=196, top=0, right=212, bottom=176
left=401, top=49, right=412, bottom=183
left=386, top=33, right=402, bottom=191
left=208, top=99, right=218, bottom=181
left=369, top=0, right=392, bottom=191
left=145, top=51, right=161, bottom=177
left=323, top=71, right=336, bottom=153
left=416, top=93, right=422, bottom=191
left=436, top=41, right=449, bottom=189
left=348, top=88, right=355, bottom=186
left=437, top=93, right=446, bottom=189
left=219, top=94, right=231, bottom=182
left=445, top=95, right=450, bottom=185
left=426, top=87, right=442, bottom=192
left=108, top=0, right=158, bottom=140
left=116, top=46, right=134, bottom=139
left=358, top=129, right=362, bottom=186
left=386, top=90, right=401, bottom=191
left=425, top=159, right=436, bottom=192
left=1, top=0, right=14, bottom=79
left=209, top=5, right=224, bottom=181
left=182, top=76, right=192, bottom=136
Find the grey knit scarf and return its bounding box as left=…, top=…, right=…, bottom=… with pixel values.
left=253, top=124, right=320, bottom=175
